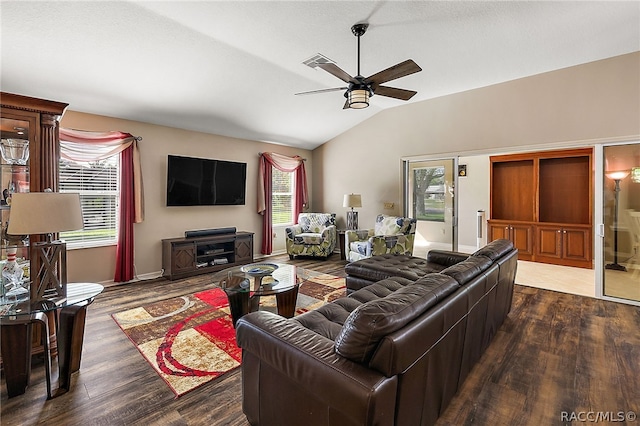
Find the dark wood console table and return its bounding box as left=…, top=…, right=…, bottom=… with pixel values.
left=162, top=231, right=254, bottom=280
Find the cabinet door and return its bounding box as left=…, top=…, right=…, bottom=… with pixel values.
left=488, top=221, right=533, bottom=258
left=536, top=226, right=562, bottom=259
left=510, top=224, right=534, bottom=257
left=235, top=235, right=253, bottom=264
left=488, top=221, right=510, bottom=241
left=562, top=227, right=591, bottom=262
left=172, top=242, right=196, bottom=273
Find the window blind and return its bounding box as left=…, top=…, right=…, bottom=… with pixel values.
left=59, top=157, right=120, bottom=247
left=272, top=168, right=293, bottom=226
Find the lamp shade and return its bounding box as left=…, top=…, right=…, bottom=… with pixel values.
left=7, top=192, right=83, bottom=235
left=343, top=194, right=362, bottom=208
left=348, top=89, right=369, bottom=109
left=605, top=170, right=630, bottom=181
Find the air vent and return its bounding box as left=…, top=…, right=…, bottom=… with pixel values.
left=302, top=53, right=335, bottom=69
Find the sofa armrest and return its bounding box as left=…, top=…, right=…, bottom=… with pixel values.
left=321, top=224, right=337, bottom=240
left=285, top=224, right=304, bottom=240
left=345, top=229, right=373, bottom=245
left=236, top=311, right=397, bottom=418
left=426, top=249, right=469, bottom=267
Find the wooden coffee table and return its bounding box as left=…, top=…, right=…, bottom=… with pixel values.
left=211, top=263, right=318, bottom=327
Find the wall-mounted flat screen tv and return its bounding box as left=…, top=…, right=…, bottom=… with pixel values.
left=166, top=155, right=247, bottom=206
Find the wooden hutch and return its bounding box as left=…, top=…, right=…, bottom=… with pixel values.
left=488, top=148, right=593, bottom=269
left=1, top=92, right=68, bottom=356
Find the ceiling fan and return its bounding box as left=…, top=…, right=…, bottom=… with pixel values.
left=296, top=23, right=422, bottom=109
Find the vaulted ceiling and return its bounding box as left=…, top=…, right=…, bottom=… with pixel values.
left=1, top=1, right=638, bottom=150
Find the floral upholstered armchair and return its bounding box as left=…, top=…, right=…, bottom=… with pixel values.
left=345, top=214, right=417, bottom=262
left=285, top=213, right=337, bottom=259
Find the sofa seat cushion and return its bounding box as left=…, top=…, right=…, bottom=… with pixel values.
left=293, top=298, right=362, bottom=341
left=440, top=255, right=493, bottom=285
left=294, top=277, right=412, bottom=341
left=334, top=275, right=460, bottom=364
left=294, top=232, right=324, bottom=245
left=345, top=254, right=447, bottom=283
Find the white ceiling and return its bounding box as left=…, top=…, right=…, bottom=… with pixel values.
left=1, top=1, right=639, bottom=150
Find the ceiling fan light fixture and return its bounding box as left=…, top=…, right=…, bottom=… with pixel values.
left=348, top=88, right=369, bottom=109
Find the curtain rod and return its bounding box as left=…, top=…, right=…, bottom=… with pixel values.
left=258, top=152, right=306, bottom=161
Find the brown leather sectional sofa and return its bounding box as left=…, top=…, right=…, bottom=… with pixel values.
left=235, top=239, right=518, bottom=426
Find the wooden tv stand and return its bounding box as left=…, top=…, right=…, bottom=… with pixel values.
left=162, top=231, right=254, bottom=280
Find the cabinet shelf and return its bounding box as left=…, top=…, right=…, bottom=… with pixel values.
left=197, top=250, right=234, bottom=258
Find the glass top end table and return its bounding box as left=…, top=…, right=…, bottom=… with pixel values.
left=0, top=282, right=104, bottom=399
left=0, top=282, right=104, bottom=318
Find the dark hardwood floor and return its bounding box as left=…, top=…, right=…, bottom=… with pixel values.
left=1, top=253, right=638, bottom=425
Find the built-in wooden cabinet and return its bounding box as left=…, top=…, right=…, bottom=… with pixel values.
left=489, top=148, right=593, bottom=268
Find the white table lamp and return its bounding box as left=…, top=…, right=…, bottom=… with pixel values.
left=7, top=191, right=83, bottom=300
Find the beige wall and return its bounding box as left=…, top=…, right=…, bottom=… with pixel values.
left=63, top=52, right=639, bottom=282
left=457, top=155, right=491, bottom=251
left=61, top=111, right=312, bottom=283
left=313, top=52, right=640, bottom=248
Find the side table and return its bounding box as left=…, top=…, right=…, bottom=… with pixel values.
left=338, top=230, right=347, bottom=261
left=0, top=282, right=104, bottom=398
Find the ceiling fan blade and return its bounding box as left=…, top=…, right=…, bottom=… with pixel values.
left=374, top=86, right=417, bottom=101
left=366, top=59, right=422, bottom=87
left=318, top=63, right=356, bottom=84
left=295, top=87, right=347, bottom=96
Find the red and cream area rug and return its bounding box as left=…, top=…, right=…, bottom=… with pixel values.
left=112, top=273, right=345, bottom=397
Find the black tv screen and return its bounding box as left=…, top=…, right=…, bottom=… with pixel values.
left=166, top=155, right=247, bottom=206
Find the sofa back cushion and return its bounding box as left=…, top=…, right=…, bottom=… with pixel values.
left=298, top=212, right=336, bottom=233
left=374, top=214, right=416, bottom=236
left=472, top=238, right=514, bottom=260
left=334, top=274, right=459, bottom=364
left=440, top=255, right=493, bottom=285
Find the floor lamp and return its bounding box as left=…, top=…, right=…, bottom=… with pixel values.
left=605, top=171, right=630, bottom=272
left=343, top=194, right=362, bottom=230
left=7, top=191, right=84, bottom=301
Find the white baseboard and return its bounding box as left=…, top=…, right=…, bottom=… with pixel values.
left=136, top=271, right=165, bottom=281
left=99, top=270, right=164, bottom=288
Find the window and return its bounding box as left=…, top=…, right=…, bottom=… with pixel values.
left=59, top=156, right=119, bottom=247
left=272, top=168, right=294, bottom=226
left=411, top=165, right=446, bottom=222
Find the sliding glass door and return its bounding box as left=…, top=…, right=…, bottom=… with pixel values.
left=601, top=143, right=640, bottom=303
left=404, top=158, right=456, bottom=258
